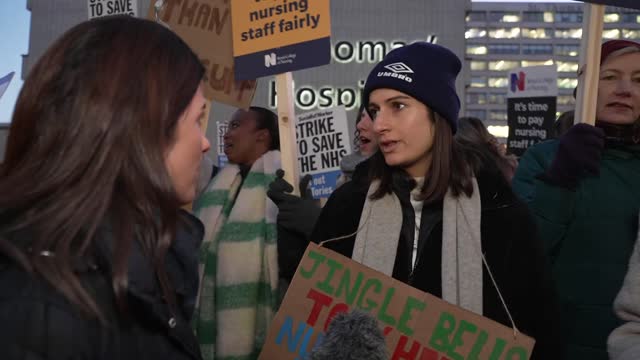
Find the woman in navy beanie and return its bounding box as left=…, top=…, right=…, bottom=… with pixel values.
left=310, top=42, right=562, bottom=359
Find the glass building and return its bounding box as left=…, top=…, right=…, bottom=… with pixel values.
left=465, top=2, right=640, bottom=138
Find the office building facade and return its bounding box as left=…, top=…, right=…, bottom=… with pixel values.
left=465, top=2, right=640, bottom=137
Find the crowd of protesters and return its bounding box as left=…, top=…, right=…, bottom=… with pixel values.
left=2, top=15, right=640, bottom=360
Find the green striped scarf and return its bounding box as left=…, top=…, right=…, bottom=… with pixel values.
left=193, top=150, right=280, bottom=360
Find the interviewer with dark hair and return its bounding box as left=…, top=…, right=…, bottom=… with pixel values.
left=0, top=16, right=209, bottom=360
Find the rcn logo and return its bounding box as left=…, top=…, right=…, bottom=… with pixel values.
left=264, top=53, right=276, bottom=68
left=510, top=71, right=525, bottom=92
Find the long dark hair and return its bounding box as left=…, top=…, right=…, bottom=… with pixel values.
left=369, top=109, right=473, bottom=203
left=456, top=117, right=517, bottom=182
left=0, top=16, right=204, bottom=322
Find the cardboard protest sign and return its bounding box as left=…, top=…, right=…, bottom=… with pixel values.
left=216, top=121, right=228, bottom=168
left=296, top=107, right=351, bottom=199
left=88, top=0, right=137, bottom=19
left=581, top=0, right=640, bottom=10
left=260, top=244, right=535, bottom=359
left=507, top=66, right=557, bottom=157
left=230, top=0, right=331, bottom=80
left=147, top=0, right=256, bottom=108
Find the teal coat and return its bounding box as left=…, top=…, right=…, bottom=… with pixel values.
left=512, top=140, right=640, bottom=360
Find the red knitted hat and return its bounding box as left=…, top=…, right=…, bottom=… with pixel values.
left=600, top=39, right=640, bottom=64
left=573, top=40, right=640, bottom=98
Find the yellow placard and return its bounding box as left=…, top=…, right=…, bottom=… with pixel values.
left=231, top=0, right=331, bottom=57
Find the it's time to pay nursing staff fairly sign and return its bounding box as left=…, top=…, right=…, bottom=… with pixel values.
left=230, top=0, right=331, bottom=80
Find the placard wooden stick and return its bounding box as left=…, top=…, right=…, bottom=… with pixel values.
left=276, top=72, right=300, bottom=194
left=575, top=3, right=604, bottom=126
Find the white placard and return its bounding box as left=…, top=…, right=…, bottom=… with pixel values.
left=507, top=65, right=558, bottom=99
left=88, top=0, right=137, bottom=20
left=295, top=106, right=351, bottom=199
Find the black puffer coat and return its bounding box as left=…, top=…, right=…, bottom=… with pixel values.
left=310, top=160, right=564, bottom=360
left=0, top=210, right=204, bottom=360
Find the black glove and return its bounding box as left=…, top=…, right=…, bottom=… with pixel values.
left=542, top=123, right=605, bottom=189
left=268, top=170, right=321, bottom=281
left=267, top=170, right=321, bottom=238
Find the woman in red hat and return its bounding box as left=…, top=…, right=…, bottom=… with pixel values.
left=512, top=39, right=640, bottom=360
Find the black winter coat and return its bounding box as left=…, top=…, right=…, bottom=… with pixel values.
left=0, top=210, right=204, bottom=360
left=310, top=161, right=563, bottom=360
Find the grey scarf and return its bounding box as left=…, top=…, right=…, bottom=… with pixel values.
left=352, top=178, right=483, bottom=315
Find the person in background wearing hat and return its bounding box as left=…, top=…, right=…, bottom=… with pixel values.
left=511, top=39, right=640, bottom=360
left=310, top=42, right=561, bottom=359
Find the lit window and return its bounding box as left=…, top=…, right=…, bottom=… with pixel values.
left=623, top=29, right=640, bottom=39
left=470, top=77, right=487, bottom=88
left=603, top=29, right=621, bottom=39
left=465, top=28, right=487, bottom=39
left=488, top=125, right=509, bottom=138
left=487, top=93, right=506, bottom=105
left=466, top=110, right=486, bottom=120
left=555, top=28, right=582, bottom=39
left=558, top=95, right=575, bottom=105
left=489, top=60, right=520, bottom=71
left=466, top=93, right=487, bottom=105
left=467, top=45, right=487, bottom=55
left=522, top=60, right=554, bottom=67
left=522, top=28, right=552, bottom=39
left=489, top=77, right=508, bottom=88
left=503, top=15, right=520, bottom=23
left=470, top=61, right=487, bottom=71
left=489, top=28, right=521, bottom=39
left=604, top=13, right=620, bottom=23
left=557, top=61, right=578, bottom=73
left=489, top=111, right=507, bottom=121
left=555, top=45, right=579, bottom=57
left=558, top=78, right=578, bottom=89
left=544, top=12, right=554, bottom=23
left=489, top=12, right=520, bottom=23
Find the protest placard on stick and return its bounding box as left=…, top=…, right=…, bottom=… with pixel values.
left=260, top=244, right=536, bottom=359
left=148, top=0, right=257, bottom=108
left=229, top=0, right=332, bottom=191
left=88, top=0, right=137, bottom=19
left=507, top=66, right=557, bottom=156
left=296, top=106, right=351, bottom=199
left=276, top=72, right=300, bottom=191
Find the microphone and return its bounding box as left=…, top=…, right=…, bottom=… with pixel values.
left=310, top=309, right=388, bottom=360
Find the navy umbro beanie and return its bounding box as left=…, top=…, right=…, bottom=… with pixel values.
left=363, top=42, right=462, bottom=133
